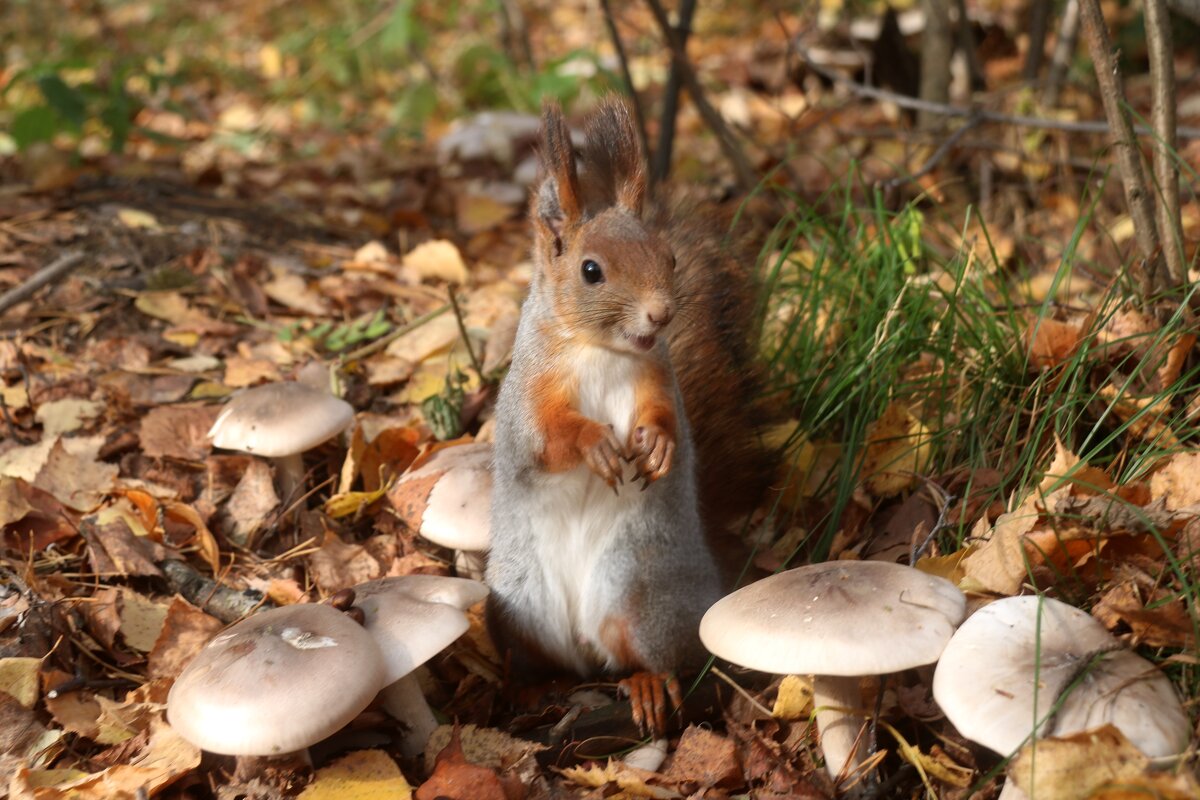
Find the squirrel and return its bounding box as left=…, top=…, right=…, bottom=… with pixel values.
left=485, top=97, right=775, bottom=733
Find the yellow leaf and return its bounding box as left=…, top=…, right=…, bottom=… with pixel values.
left=403, top=239, right=470, bottom=285
left=862, top=403, right=931, bottom=497
left=163, top=502, right=221, bottom=574
left=135, top=291, right=192, bottom=323
left=324, top=485, right=390, bottom=519
left=117, top=591, right=169, bottom=653
left=116, top=207, right=159, bottom=230
left=1008, top=725, right=1180, bottom=800
left=914, top=548, right=971, bottom=585
left=297, top=749, right=413, bottom=800
left=771, top=675, right=813, bottom=721
left=0, top=657, right=41, bottom=708
left=259, top=43, right=282, bottom=78
left=559, top=762, right=682, bottom=798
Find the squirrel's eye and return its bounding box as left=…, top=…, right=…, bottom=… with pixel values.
left=581, top=259, right=604, bottom=284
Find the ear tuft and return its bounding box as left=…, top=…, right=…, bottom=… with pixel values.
left=581, top=97, right=645, bottom=214
left=534, top=101, right=582, bottom=243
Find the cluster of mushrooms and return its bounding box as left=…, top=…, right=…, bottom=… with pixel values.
left=175, top=379, right=1190, bottom=794
left=700, top=561, right=1191, bottom=793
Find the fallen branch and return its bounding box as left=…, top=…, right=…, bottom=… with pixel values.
left=159, top=559, right=270, bottom=624
left=793, top=42, right=1200, bottom=140
left=0, top=251, right=86, bottom=316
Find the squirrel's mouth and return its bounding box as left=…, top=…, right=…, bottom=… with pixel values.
left=623, top=332, right=657, bottom=352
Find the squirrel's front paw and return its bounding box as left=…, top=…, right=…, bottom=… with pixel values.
left=630, top=424, right=675, bottom=487
left=580, top=422, right=625, bottom=490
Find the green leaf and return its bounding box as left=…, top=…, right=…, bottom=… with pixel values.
left=11, top=106, right=59, bottom=148
left=37, top=74, right=87, bottom=128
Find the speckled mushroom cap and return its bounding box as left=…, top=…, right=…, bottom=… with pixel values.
left=167, top=603, right=385, bottom=756
left=353, top=575, right=489, bottom=684
left=699, top=560, right=967, bottom=676
left=934, top=595, right=1190, bottom=757
left=208, top=382, right=354, bottom=457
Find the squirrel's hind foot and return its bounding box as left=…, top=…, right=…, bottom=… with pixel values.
left=618, top=671, right=683, bottom=737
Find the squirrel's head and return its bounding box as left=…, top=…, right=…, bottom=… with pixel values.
left=531, top=98, right=675, bottom=355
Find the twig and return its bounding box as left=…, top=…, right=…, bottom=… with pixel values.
left=709, top=665, right=774, bottom=717
left=1025, top=0, right=1053, bottom=80
left=793, top=42, right=1200, bottom=140
left=340, top=303, right=450, bottom=362
left=650, top=0, right=698, bottom=188
left=0, top=251, right=85, bottom=316
left=643, top=0, right=760, bottom=192
left=158, top=559, right=270, bottom=624
left=1045, top=0, right=1081, bottom=107
left=881, top=114, right=982, bottom=194
left=599, top=0, right=651, bottom=171
left=1079, top=0, right=1164, bottom=299
left=1145, top=0, right=1185, bottom=289
left=447, top=287, right=484, bottom=382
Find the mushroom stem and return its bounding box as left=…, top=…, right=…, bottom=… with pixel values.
left=380, top=672, right=440, bottom=757
left=812, top=674, right=867, bottom=781
left=274, top=453, right=306, bottom=509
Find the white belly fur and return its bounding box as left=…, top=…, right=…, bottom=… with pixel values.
left=529, top=345, right=648, bottom=672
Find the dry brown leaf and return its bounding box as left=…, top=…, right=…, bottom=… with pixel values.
left=139, top=404, right=221, bottom=461
left=8, top=716, right=200, bottom=800
left=861, top=403, right=930, bottom=497
left=415, top=726, right=516, bottom=800
left=423, top=724, right=546, bottom=773
left=222, top=354, right=282, bottom=388
left=36, top=398, right=104, bottom=436
left=1092, top=581, right=1194, bottom=649
left=307, top=529, right=385, bottom=594
left=1026, top=316, right=1084, bottom=369
left=1095, top=384, right=1178, bottom=446
left=263, top=269, right=329, bottom=315
left=219, top=458, right=279, bottom=545
left=1149, top=451, right=1200, bottom=510
left=385, top=314, right=460, bottom=363
left=147, top=596, right=223, bottom=679
left=403, top=239, right=470, bottom=285
left=81, top=515, right=164, bottom=577
left=1008, top=724, right=1197, bottom=800
left=559, top=761, right=682, bottom=799
left=117, top=590, right=169, bottom=652
left=0, top=693, right=62, bottom=789
left=0, top=657, right=41, bottom=708
left=663, top=725, right=742, bottom=788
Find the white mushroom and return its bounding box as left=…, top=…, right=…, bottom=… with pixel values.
left=352, top=575, right=488, bottom=756
left=386, top=443, right=492, bottom=578
left=933, top=595, right=1189, bottom=761
left=700, top=561, right=966, bottom=781
left=166, top=603, right=385, bottom=757
left=209, top=381, right=354, bottom=506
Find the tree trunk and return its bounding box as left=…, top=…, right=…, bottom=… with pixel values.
left=919, top=0, right=954, bottom=130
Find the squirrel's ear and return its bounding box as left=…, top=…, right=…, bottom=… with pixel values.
left=583, top=98, right=645, bottom=215
left=535, top=101, right=581, bottom=249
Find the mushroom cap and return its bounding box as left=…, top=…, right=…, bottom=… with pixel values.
left=389, top=443, right=492, bottom=551
left=353, top=575, right=489, bottom=684
left=932, top=595, right=1128, bottom=756
left=699, top=560, right=966, bottom=676
left=208, top=382, right=354, bottom=457
left=1051, top=648, right=1189, bottom=758
left=167, top=603, right=385, bottom=756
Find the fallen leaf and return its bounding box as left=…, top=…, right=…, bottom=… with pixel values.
left=307, top=529, right=385, bottom=593
left=116, top=207, right=160, bottom=230
left=386, top=314, right=460, bottom=363
left=139, top=404, right=221, bottom=461
left=147, top=596, right=224, bottom=678
left=82, top=514, right=164, bottom=577
left=1026, top=316, right=1084, bottom=369
left=0, top=657, right=41, bottom=708
left=218, top=458, right=279, bottom=545
left=222, top=354, right=282, bottom=388
left=1092, top=581, right=1194, bottom=649
left=663, top=725, right=742, bottom=788
left=403, top=239, right=470, bottom=285
left=771, top=675, right=813, bottom=721
left=298, top=748, right=413, bottom=800
left=36, top=398, right=103, bottom=436
left=861, top=403, right=930, bottom=497
left=415, top=726, right=512, bottom=800
left=264, top=269, right=330, bottom=315
left=1149, top=451, right=1200, bottom=510
left=116, top=590, right=169, bottom=653
left=423, top=724, right=547, bottom=773
left=559, top=761, right=682, bottom=799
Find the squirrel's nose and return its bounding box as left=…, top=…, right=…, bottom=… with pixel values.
left=645, top=300, right=674, bottom=328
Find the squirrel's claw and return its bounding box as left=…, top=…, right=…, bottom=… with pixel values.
left=619, top=671, right=682, bottom=737
left=631, top=426, right=675, bottom=487
left=584, top=423, right=625, bottom=489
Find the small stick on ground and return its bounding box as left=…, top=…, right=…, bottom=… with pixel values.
left=0, top=251, right=86, bottom=317
left=158, top=559, right=271, bottom=623
left=1079, top=0, right=1164, bottom=299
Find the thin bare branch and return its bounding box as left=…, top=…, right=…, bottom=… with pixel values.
left=1044, top=0, right=1080, bottom=107
left=1145, top=0, right=1185, bottom=288
left=599, top=0, right=651, bottom=170
left=1079, top=0, right=1163, bottom=297
left=793, top=42, right=1200, bottom=139
left=643, top=0, right=760, bottom=192
left=651, top=0, right=697, bottom=187
left=0, top=251, right=85, bottom=317
left=1024, top=0, right=1053, bottom=80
